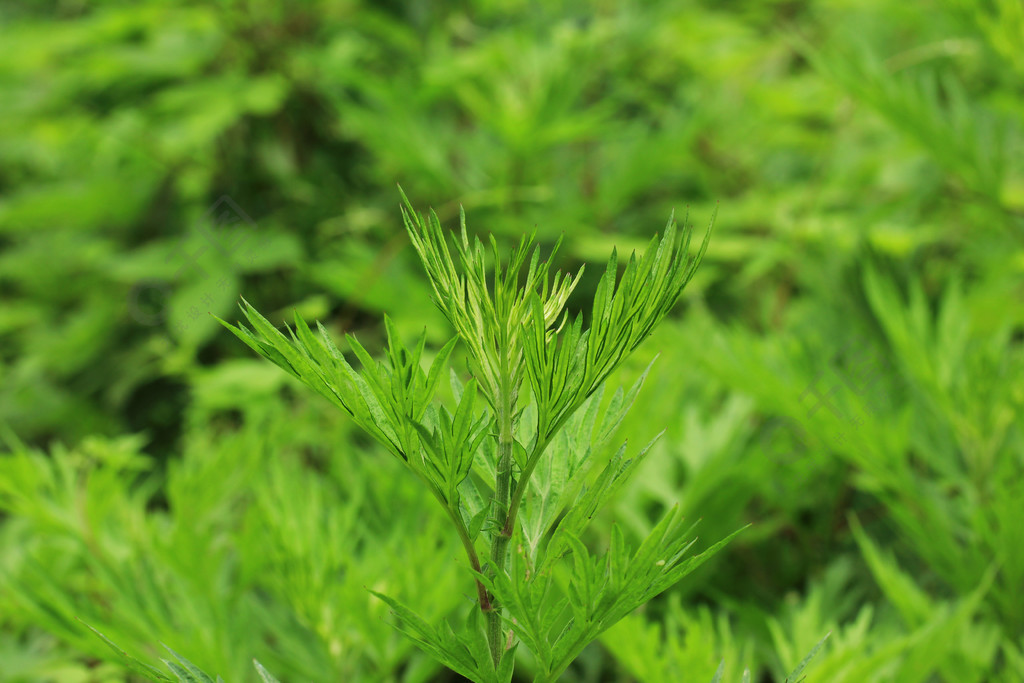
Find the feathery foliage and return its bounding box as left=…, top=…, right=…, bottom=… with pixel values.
left=214, top=191, right=726, bottom=680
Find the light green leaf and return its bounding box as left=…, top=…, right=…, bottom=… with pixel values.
left=80, top=622, right=173, bottom=682
left=161, top=646, right=215, bottom=683
left=253, top=660, right=281, bottom=683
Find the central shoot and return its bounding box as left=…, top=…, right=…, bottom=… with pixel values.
left=401, top=190, right=715, bottom=669
left=218, top=191, right=732, bottom=683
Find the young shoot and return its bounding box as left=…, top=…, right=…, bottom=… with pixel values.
left=216, top=190, right=738, bottom=683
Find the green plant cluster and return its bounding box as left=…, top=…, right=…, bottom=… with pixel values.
left=1, top=0, right=1023, bottom=681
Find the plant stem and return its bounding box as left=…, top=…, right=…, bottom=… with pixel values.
left=446, top=500, right=492, bottom=612
left=420, top=475, right=492, bottom=613
left=485, top=397, right=515, bottom=668
left=505, top=382, right=609, bottom=545
left=484, top=420, right=574, bottom=664
left=505, top=431, right=553, bottom=540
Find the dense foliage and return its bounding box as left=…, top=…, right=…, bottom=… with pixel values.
left=1, top=0, right=1022, bottom=681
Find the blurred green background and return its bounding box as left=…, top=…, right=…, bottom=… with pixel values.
left=1, top=0, right=1022, bottom=681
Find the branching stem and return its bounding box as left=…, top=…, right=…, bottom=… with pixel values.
left=506, top=368, right=618, bottom=541
left=419, top=474, right=492, bottom=612
left=447, top=501, right=492, bottom=612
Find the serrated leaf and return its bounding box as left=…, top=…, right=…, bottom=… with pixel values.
left=649, top=525, right=748, bottom=601
left=370, top=590, right=483, bottom=681
left=426, top=336, right=459, bottom=399
left=596, top=359, right=655, bottom=445
left=541, top=434, right=661, bottom=572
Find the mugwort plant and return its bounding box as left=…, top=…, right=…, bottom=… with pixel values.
left=215, top=191, right=740, bottom=682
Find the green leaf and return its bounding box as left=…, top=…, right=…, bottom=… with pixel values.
left=596, top=359, right=654, bottom=446
left=784, top=632, right=831, bottom=683
left=370, top=590, right=482, bottom=682
left=161, top=645, right=215, bottom=683
left=253, top=660, right=282, bottom=683
left=541, top=434, right=662, bottom=572
left=79, top=622, right=173, bottom=682
left=497, top=642, right=519, bottom=683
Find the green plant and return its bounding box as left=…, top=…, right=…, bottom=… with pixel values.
left=0, top=399, right=462, bottom=682
left=215, top=191, right=735, bottom=681
left=84, top=623, right=282, bottom=683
